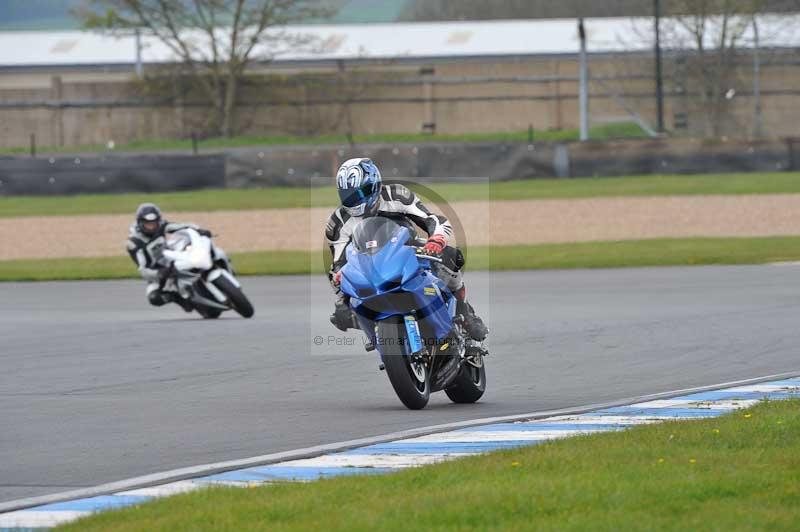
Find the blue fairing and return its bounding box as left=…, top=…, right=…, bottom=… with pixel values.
left=340, top=225, right=454, bottom=348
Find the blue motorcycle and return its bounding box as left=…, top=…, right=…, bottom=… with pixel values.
left=339, top=216, right=487, bottom=409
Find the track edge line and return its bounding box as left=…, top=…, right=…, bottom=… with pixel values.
left=3, top=369, right=799, bottom=513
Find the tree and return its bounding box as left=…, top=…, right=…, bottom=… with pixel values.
left=656, top=0, right=768, bottom=137
left=399, top=0, right=800, bottom=21
left=400, top=0, right=645, bottom=21
left=79, top=0, right=335, bottom=137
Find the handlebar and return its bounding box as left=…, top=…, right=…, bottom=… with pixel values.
left=415, top=253, right=443, bottom=263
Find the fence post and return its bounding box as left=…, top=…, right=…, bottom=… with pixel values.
left=50, top=76, right=65, bottom=147
left=421, top=65, right=436, bottom=135
left=30, top=133, right=36, bottom=158
left=752, top=16, right=763, bottom=138
left=191, top=132, right=198, bottom=155
left=578, top=19, right=589, bottom=141
left=654, top=0, right=665, bottom=134
left=134, top=28, right=144, bottom=78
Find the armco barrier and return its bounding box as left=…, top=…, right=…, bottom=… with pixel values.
left=567, top=138, right=797, bottom=177
left=226, top=137, right=799, bottom=187
left=788, top=137, right=799, bottom=171
left=0, top=155, right=225, bottom=196
left=226, top=142, right=562, bottom=188
left=1, top=138, right=797, bottom=195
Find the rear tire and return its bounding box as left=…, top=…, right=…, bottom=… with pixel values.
left=378, top=317, right=430, bottom=410
left=445, top=361, right=486, bottom=404
left=213, top=275, right=254, bottom=318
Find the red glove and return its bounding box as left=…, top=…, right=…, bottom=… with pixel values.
left=423, top=234, right=447, bottom=255
left=332, top=270, right=343, bottom=287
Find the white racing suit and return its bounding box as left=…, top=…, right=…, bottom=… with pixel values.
left=126, top=221, right=203, bottom=307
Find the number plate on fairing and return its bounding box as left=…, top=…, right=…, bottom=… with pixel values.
left=404, top=315, right=424, bottom=354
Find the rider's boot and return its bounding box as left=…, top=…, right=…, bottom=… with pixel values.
left=164, top=291, right=193, bottom=313
left=330, top=296, right=359, bottom=331
left=455, top=285, right=488, bottom=341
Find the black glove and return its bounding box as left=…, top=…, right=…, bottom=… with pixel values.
left=157, top=262, right=175, bottom=284
left=330, top=300, right=357, bottom=331
left=198, top=228, right=212, bottom=237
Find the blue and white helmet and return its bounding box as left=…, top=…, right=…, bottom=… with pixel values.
left=336, top=158, right=382, bottom=217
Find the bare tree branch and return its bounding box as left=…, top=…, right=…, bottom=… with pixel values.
left=79, top=0, right=336, bottom=137
left=642, top=0, right=771, bottom=136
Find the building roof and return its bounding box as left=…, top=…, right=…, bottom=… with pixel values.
left=0, top=16, right=797, bottom=68
left=0, top=0, right=411, bottom=31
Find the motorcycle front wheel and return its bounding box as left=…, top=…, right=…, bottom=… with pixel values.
left=212, top=275, right=254, bottom=318
left=378, top=316, right=430, bottom=410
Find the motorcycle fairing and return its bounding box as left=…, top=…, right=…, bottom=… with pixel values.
left=163, top=228, right=234, bottom=310
left=341, top=223, right=455, bottom=348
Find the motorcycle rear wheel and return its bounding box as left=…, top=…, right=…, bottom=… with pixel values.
left=378, top=317, right=430, bottom=410
left=444, top=358, right=486, bottom=404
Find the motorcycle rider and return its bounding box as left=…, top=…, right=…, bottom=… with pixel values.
left=325, top=158, right=488, bottom=341
left=126, top=203, right=211, bottom=311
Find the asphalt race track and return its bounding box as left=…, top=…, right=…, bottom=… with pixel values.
left=2, top=265, right=799, bottom=503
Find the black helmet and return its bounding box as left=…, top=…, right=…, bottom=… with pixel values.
left=135, top=203, right=164, bottom=237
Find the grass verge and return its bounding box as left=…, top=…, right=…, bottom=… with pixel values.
left=3, top=172, right=800, bottom=218
left=0, top=251, right=317, bottom=282
left=0, top=123, right=645, bottom=155
left=3, top=237, right=800, bottom=282
left=60, top=398, right=800, bottom=531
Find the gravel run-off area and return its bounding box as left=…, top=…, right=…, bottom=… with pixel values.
left=3, top=194, right=800, bottom=260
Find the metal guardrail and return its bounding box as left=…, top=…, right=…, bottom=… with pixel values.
left=0, top=154, right=225, bottom=195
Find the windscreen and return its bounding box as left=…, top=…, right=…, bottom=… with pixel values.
left=351, top=217, right=402, bottom=255
left=166, top=230, right=191, bottom=252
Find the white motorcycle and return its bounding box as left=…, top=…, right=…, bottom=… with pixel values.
left=161, top=228, right=254, bottom=319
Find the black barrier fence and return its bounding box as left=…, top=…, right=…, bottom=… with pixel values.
left=0, top=155, right=225, bottom=196
left=227, top=137, right=799, bottom=187
left=568, top=138, right=798, bottom=177
left=226, top=142, right=567, bottom=187
left=1, top=138, right=798, bottom=195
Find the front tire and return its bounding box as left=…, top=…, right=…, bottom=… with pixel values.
left=445, top=360, right=486, bottom=404
left=378, top=317, right=430, bottom=410
left=213, top=275, right=254, bottom=318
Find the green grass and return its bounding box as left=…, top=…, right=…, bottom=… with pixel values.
left=60, top=398, right=800, bottom=531
left=0, top=188, right=336, bottom=217
left=475, top=237, right=800, bottom=271
left=3, top=172, right=800, bottom=218
left=4, top=237, right=800, bottom=282
left=0, top=123, right=646, bottom=155
left=0, top=251, right=317, bottom=282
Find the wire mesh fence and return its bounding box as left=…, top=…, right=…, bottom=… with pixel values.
left=1, top=48, right=799, bottom=149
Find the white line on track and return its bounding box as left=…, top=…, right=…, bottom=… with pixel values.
left=1, top=370, right=799, bottom=519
